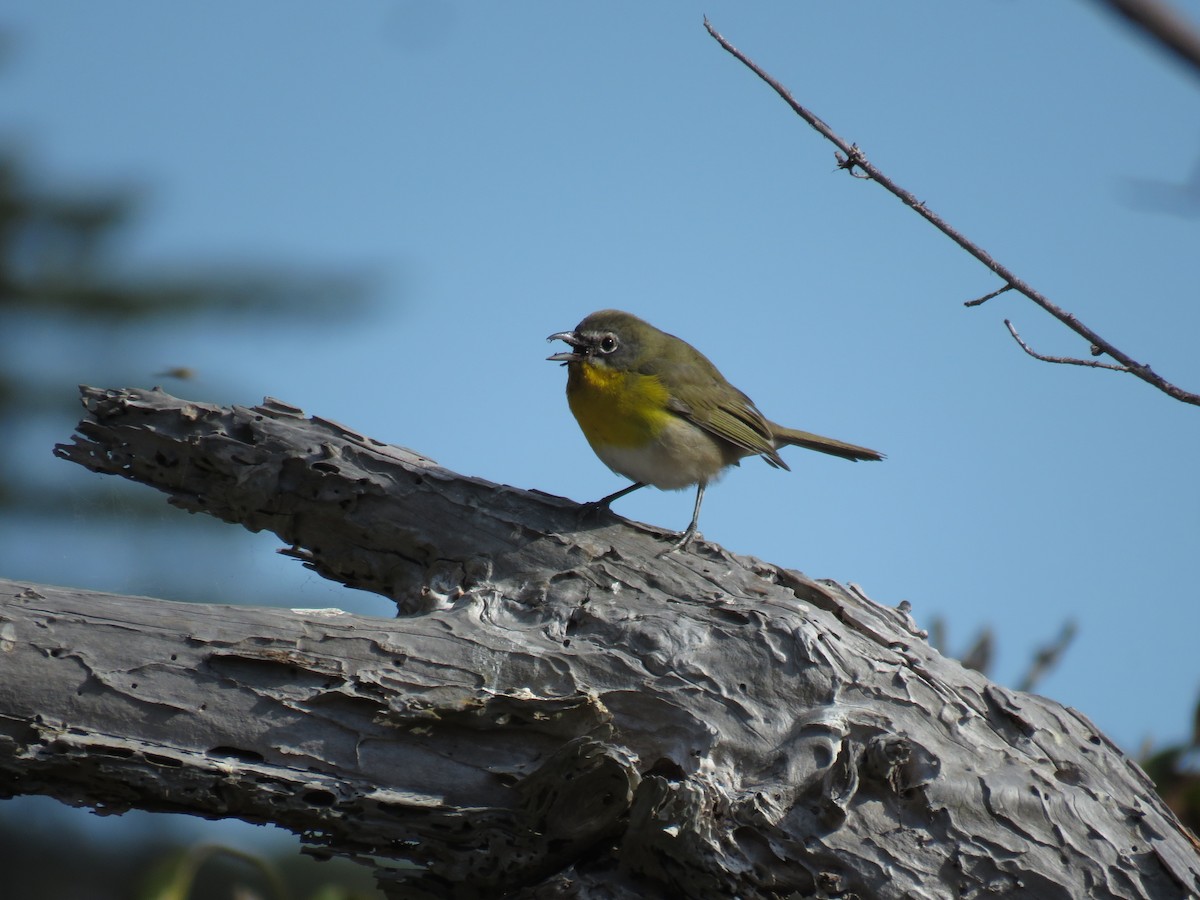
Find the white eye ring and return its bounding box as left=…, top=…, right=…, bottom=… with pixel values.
left=599, top=334, right=619, bottom=353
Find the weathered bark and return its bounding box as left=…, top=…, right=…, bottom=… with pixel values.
left=0, top=385, right=1195, bottom=898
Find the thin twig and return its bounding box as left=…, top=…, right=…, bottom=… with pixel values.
left=1005, top=320, right=1131, bottom=372
left=965, top=285, right=1014, bottom=308
left=703, top=18, right=1200, bottom=407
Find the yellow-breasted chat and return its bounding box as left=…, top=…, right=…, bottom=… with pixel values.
left=547, top=309, right=883, bottom=551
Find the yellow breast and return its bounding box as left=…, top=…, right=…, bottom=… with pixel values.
left=566, top=361, right=672, bottom=448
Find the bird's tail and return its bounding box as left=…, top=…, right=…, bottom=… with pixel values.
left=770, top=423, right=884, bottom=462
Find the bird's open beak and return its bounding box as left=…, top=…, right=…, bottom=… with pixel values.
left=546, top=330, right=586, bottom=363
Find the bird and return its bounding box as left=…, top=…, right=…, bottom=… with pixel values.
left=547, top=309, right=883, bottom=551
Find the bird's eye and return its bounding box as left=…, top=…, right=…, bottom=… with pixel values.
left=599, top=334, right=619, bottom=354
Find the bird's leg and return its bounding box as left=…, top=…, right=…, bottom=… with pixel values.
left=663, top=481, right=706, bottom=554
left=581, top=481, right=646, bottom=515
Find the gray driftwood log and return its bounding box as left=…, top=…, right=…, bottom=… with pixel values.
left=0, top=385, right=1196, bottom=898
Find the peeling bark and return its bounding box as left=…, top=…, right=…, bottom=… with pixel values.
left=0, top=385, right=1195, bottom=898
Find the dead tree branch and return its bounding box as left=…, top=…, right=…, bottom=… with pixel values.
left=0, top=386, right=1196, bottom=898
left=703, top=18, right=1200, bottom=407
left=1092, top=0, right=1200, bottom=82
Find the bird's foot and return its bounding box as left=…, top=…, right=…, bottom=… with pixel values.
left=657, top=522, right=699, bottom=557
left=576, top=481, right=646, bottom=522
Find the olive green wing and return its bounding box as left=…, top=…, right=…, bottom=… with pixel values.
left=641, top=352, right=788, bottom=469
left=667, top=392, right=789, bottom=469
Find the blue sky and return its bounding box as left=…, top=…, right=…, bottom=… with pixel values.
left=2, top=0, right=1199, bottom=850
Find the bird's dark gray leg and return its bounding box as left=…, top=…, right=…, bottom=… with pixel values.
left=664, top=481, right=706, bottom=553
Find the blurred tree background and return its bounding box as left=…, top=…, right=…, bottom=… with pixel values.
left=0, top=133, right=368, bottom=602
left=0, top=30, right=386, bottom=899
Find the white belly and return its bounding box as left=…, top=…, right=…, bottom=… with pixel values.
left=589, top=416, right=731, bottom=490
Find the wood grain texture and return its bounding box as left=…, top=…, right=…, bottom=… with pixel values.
left=0, top=385, right=1193, bottom=898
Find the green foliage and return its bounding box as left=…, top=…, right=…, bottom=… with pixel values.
left=135, top=843, right=384, bottom=900
left=139, top=844, right=289, bottom=900
left=1140, top=694, right=1200, bottom=835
